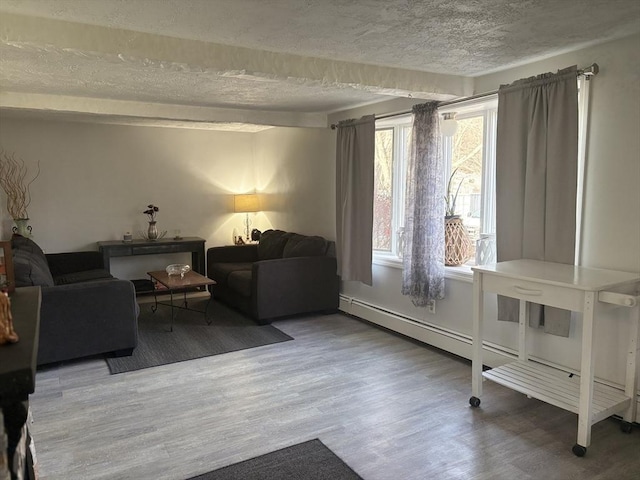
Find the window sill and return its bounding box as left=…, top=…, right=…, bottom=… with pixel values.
left=373, top=253, right=403, bottom=269
left=445, top=265, right=473, bottom=283
left=372, top=254, right=474, bottom=283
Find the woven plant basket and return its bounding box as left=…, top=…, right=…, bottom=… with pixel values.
left=445, top=216, right=472, bottom=266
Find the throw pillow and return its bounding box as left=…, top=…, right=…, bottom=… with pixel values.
left=11, top=235, right=55, bottom=287
left=258, top=229, right=291, bottom=260
left=283, top=234, right=328, bottom=258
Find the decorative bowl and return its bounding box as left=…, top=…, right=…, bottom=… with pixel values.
left=166, top=264, right=191, bottom=278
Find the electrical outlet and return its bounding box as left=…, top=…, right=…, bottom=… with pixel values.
left=427, top=300, right=436, bottom=314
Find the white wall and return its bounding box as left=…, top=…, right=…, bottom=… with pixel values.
left=254, top=126, right=335, bottom=239
left=329, top=34, right=640, bottom=391
left=0, top=117, right=333, bottom=279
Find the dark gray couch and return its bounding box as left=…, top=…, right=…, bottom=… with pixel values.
left=207, top=229, right=339, bottom=324
left=11, top=235, right=139, bottom=366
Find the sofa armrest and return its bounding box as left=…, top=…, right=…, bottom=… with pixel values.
left=46, top=251, right=105, bottom=277
left=252, top=256, right=339, bottom=321
left=207, top=245, right=258, bottom=266
left=38, top=279, right=139, bottom=365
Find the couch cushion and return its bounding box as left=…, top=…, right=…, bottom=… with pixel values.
left=258, top=229, right=291, bottom=260
left=227, top=270, right=252, bottom=297
left=283, top=234, right=328, bottom=258
left=54, top=269, right=114, bottom=285
left=11, top=235, right=55, bottom=287
left=209, top=262, right=253, bottom=284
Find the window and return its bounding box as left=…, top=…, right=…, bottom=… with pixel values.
left=441, top=97, right=498, bottom=267
left=372, top=115, right=412, bottom=262
left=372, top=99, right=498, bottom=270
left=373, top=78, right=587, bottom=272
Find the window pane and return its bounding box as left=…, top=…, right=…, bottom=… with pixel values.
left=373, top=129, right=393, bottom=251
left=450, top=116, right=484, bottom=261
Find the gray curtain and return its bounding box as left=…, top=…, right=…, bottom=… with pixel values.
left=496, top=66, right=578, bottom=336
left=335, top=115, right=375, bottom=285
left=402, top=102, right=445, bottom=305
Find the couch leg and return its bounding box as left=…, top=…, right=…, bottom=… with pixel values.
left=112, top=348, right=134, bottom=358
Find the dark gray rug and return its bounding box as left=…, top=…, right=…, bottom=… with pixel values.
left=187, top=439, right=363, bottom=480
left=106, top=298, right=293, bottom=374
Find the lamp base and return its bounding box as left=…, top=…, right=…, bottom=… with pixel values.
left=244, top=213, right=252, bottom=241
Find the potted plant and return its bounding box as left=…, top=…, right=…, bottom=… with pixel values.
left=0, top=149, right=40, bottom=237
left=445, top=167, right=464, bottom=218
left=444, top=168, right=471, bottom=266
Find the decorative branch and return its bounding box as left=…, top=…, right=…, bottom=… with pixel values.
left=0, top=149, right=40, bottom=219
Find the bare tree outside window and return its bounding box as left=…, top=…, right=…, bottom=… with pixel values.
left=450, top=116, right=484, bottom=260
left=373, top=129, right=393, bottom=251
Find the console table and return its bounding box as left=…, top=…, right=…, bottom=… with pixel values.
left=470, top=260, right=640, bottom=457
left=1, top=286, right=41, bottom=480
left=97, top=237, right=206, bottom=276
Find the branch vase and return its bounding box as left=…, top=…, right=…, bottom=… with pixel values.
left=12, top=218, right=33, bottom=237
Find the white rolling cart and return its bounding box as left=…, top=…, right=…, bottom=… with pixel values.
left=469, top=259, right=640, bottom=457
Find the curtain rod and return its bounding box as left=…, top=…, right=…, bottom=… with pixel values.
left=330, top=63, right=598, bottom=129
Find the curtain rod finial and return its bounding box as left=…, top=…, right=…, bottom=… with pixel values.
left=582, top=63, right=599, bottom=76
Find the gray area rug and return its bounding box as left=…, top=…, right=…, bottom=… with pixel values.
left=106, top=298, right=293, bottom=374
left=186, top=439, right=363, bottom=480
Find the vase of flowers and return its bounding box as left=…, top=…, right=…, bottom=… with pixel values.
left=144, top=204, right=160, bottom=240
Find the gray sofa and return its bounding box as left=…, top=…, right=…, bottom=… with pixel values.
left=11, top=235, right=139, bottom=366
left=207, top=229, right=339, bottom=324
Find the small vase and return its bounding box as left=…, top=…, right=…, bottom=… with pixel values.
left=147, top=221, right=158, bottom=240
left=12, top=218, right=33, bottom=237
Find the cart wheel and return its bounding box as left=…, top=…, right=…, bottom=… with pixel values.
left=469, top=396, right=481, bottom=408
left=620, top=421, right=633, bottom=434
left=572, top=444, right=587, bottom=457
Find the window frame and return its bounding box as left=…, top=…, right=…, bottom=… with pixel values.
left=372, top=114, right=412, bottom=266
left=372, top=99, right=499, bottom=275
left=440, top=96, right=498, bottom=274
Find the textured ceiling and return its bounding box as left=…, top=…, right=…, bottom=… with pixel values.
left=1, top=0, right=639, bottom=130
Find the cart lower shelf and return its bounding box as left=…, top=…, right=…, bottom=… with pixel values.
left=482, top=361, right=631, bottom=424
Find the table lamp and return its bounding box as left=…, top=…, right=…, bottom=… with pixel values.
left=234, top=194, right=260, bottom=241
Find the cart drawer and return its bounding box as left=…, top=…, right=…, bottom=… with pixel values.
left=483, top=274, right=585, bottom=311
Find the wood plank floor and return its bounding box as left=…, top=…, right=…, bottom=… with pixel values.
left=30, top=311, right=640, bottom=480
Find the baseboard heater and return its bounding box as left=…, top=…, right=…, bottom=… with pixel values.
left=339, top=294, right=640, bottom=424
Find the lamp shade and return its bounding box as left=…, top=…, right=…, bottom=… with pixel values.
left=440, top=112, right=458, bottom=137
left=234, top=194, right=260, bottom=213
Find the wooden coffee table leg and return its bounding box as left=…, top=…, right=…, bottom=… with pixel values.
left=168, top=289, right=175, bottom=332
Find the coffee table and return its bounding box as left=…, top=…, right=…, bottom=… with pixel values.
left=147, top=270, right=217, bottom=331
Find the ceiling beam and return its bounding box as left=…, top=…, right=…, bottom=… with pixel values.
left=0, top=92, right=328, bottom=129
left=0, top=12, right=472, bottom=127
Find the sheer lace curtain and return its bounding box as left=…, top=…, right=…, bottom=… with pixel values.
left=402, top=102, right=445, bottom=305
left=496, top=66, right=579, bottom=336
left=335, top=115, right=375, bottom=286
